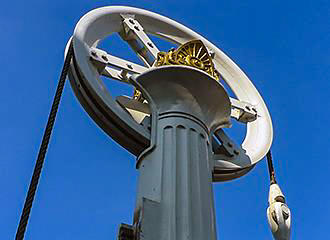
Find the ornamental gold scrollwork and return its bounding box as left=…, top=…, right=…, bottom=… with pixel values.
left=133, top=40, right=220, bottom=102
left=156, top=40, right=219, bottom=80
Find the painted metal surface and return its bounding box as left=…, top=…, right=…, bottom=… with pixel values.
left=64, top=6, right=287, bottom=240
left=133, top=66, right=231, bottom=240
left=267, top=184, right=291, bottom=240
left=68, top=6, right=273, bottom=181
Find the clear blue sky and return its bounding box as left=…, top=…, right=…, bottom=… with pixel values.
left=1, top=0, right=329, bottom=239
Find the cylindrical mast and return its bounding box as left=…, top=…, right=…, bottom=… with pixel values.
left=133, top=66, right=231, bottom=240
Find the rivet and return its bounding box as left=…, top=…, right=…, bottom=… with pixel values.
left=209, top=50, right=215, bottom=59
left=101, top=55, right=108, bottom=61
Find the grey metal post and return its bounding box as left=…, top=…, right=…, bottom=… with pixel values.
left=132, top=66, right=231, bottom=240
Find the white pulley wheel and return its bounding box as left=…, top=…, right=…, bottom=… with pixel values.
left=68, top=6, right=273, bottom=181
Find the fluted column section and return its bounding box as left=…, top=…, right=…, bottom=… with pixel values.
left=135, top=114, right=217, bottom=240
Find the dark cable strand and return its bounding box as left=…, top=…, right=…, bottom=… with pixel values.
left=15, top=41, right=74, bottom=240
left=266, top=150, right=277, bottom=185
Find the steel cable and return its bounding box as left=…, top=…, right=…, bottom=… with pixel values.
left=15, top=41, right=73, bottom=240
left=266, top=150, right=277, bottom=185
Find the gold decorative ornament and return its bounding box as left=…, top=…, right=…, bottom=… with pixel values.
left=155, top=40, right=219, bottom=80
left=133, top=40, right=219, bottom=101
left=133, top=89, right=143, bottom=101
